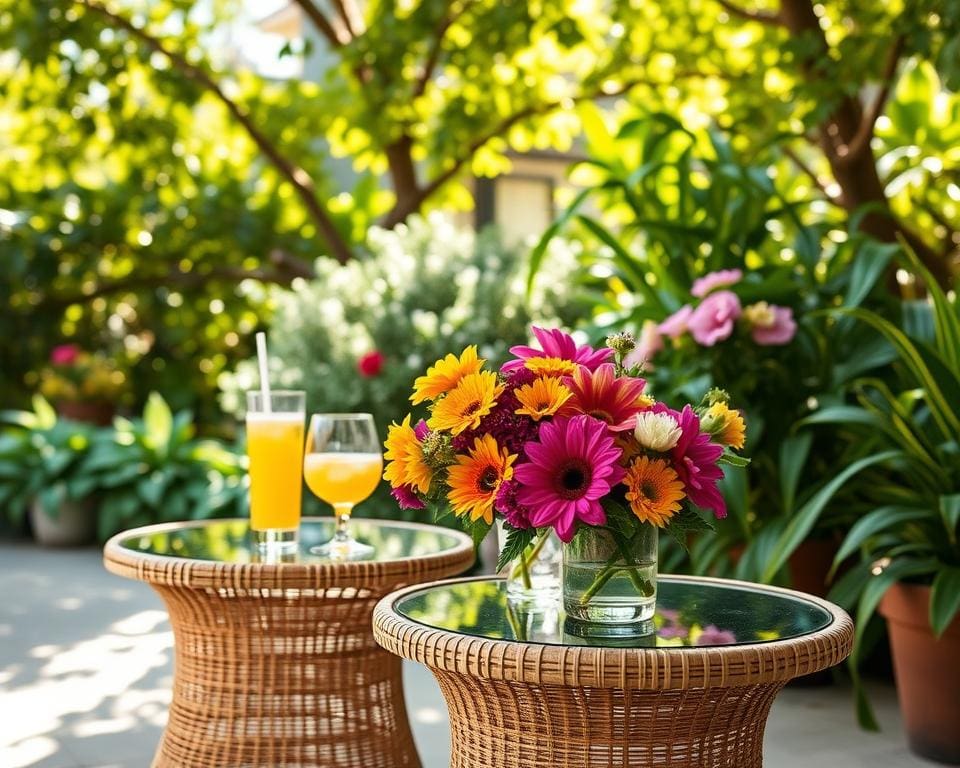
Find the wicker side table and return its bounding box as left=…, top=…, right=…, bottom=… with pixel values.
left=104, top=518, right=474, bottom=768
left=373, top=575, right=854, bottom=768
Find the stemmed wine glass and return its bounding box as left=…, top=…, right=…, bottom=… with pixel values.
left=304, top=413, right=382, bottom=560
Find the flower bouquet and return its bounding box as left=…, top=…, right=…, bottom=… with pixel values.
left=384, top=326, right=747, bottom=628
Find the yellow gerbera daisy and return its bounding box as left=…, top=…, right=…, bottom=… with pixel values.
left=411, top=346, right=484, bottom=404
left=383, top=415, right=433, bottom=493
left=624, top=456, right=685, bottom=527
left=703, top=402, right=746, bottom=450
left=446, top=435, right=516, bottom=524
left=514, top=377, right=573, bottom=421
left=427, top=371, right=504, bottom=435
left=524, top=356, right=578, bottom=378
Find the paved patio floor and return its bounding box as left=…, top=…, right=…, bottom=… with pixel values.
left=0, top=541, right=939, bottom=768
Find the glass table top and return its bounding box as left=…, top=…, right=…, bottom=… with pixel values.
left=116, top=518, right=467, bottom=565
left=395, top=578, right=834, bottom=648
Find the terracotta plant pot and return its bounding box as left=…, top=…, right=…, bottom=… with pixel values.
left=880, top=582, right=960, bottom=765
left=55, top=400, right=114, bottom=426
left=29, top=498, right=97, bottom=547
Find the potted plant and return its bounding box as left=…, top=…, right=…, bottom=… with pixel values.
left=83, top=392, right=247, bottom=540
left=769, top=250, right=959, bottom=763
left=0, top=396, right=100, bottom=546
left=37, top=345, right=127, bottom=425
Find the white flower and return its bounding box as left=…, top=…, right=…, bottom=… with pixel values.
left=634, top=412, right=682, bottom=452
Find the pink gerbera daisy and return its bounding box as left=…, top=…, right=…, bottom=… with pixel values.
left=514, top=415, right=625, bottom=542
left=502, top=326, right=612, bottom=373
left=558, top=363, right=648, bottom=432
left=659, top=403, right=727, bottom=519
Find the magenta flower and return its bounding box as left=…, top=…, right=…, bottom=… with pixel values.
left=624, top=319, right=663, bottom=369
left=502, top=326, right=612, bottom=373
left=514, top=415, right=625, bottom=542
left=660, top=403, right=726, bottom=519
left=750, top=304, right=797, bottom=346
left=50, top=344, right=80, bottom=366
left=658, top=305, right=693, bottom=339
left=414, top=419, right=430, bottom=440
left=687, top=290, right=742, bottom=346
left=391, top=484, right=425, bottom=510
left=691, top=269, right=743, bottom=298
left=494, top=479, right=532, bottom=530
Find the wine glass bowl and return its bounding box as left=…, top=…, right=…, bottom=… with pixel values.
left=304, top=413, right=382, bottom=560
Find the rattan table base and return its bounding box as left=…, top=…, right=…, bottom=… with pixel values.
left=435, top=673, right=782, bottom=768
left=104, top=518, right=475, bottom=768
left=153, top=585, right=417, bottom=768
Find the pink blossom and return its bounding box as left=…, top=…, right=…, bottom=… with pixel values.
left=687, top=291, right=742, bottom=347
left=657, top=403, right=726, bottom=519
left=414, top=419, right=430, bottom=440
left=691, top=269, right=743, bottom=298
left=50, top=344, right=80, bottom=366
left=695, top=625, right=737, bottom=646
left=751, top=305, right=797, bottom=346
left=391, top=484, right=425, bottom=510
left=623, top=320, right=663, bottom=369
left=658, top=305, right=693, bottom=339
left=502, top=326, right=612, bottom=373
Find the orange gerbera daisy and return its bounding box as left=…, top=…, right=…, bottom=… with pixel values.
left=411, top=346, right=484, bottom=404
left=703, top=402, right=746, bottom=449
left=514, top=377, right=572, bottom=421
left=624, top=456, right=685, bottom=527
left=446, top=435, right=516, bottom=524
left=427, top=371, right=504, bottom=435
left=383, top=415, right=433, bottom=493
left=524, top=356, right=579, bottom=378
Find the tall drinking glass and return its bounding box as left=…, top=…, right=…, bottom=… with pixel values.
left=304, top=413, right=382, bottom=560
left=246, top=390, right=306, bottom=552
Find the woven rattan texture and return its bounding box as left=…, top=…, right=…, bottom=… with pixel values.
left=436, top=672, right=782, bottom=768
left=372, top=576, right=853, bottom=768
left=104, top=521, right=474, bottom=768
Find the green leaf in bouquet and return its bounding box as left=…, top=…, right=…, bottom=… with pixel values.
left=664, top=507, right=715, bottom=553
left=469, top=519, right=492, bottom=551
left=717, top=448, right=750, bottom=468
left=496, top=525, right=534, bottom=572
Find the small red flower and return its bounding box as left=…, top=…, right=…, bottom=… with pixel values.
left=50, top=344, right=80, bottom=366
left=358, top=350, right=385, bottom=378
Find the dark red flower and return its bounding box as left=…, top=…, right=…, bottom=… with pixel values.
left=50, top=344, right=80, bottom=366
left=358, top=351, right=385, bottom=378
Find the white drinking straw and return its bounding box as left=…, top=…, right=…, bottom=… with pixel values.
left=255, top=332, right=272, bottom=413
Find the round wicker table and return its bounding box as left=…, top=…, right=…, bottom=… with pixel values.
left=373, top=575, right=854, bottom=768
left=104, top=517, right=474, bottom=768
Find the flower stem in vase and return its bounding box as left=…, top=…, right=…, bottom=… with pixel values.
left=509, top=529, right=552, bottom=586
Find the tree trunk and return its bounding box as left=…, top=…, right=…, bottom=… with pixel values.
left=779, top=0, right=950, bottom=286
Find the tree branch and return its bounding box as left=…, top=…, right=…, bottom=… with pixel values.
left=383, top=73, right=715, bottom=227
left=289, top=0, right=348, bottom=47
left=842, top=34, right=905, bottom=161
left=783, top=145, right=838, bottom=201
left=329, top=0, right=362, bottom=39
left=413, top=1, right=478, bottom=99
left=715, top=0, right=782, bottom=25
left=78, top=0, right=354, bottom=264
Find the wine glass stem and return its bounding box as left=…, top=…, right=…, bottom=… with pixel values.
left=334, top=503, right=354, bottom=542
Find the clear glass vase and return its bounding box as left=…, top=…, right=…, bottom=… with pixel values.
left=562, top=523, right=658, bottom=632
left=496, top=522, right=561, bottom=605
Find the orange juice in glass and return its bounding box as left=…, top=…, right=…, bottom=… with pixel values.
left=304, top=413, right=382, bottom=560
left=246, top=390, right=305, bottom=551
